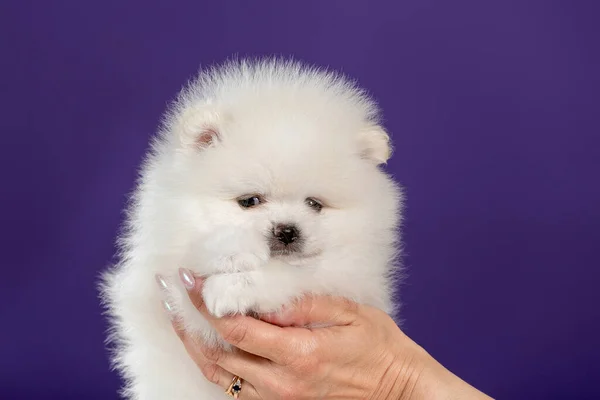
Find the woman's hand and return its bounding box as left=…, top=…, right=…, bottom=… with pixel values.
left=165, top=269, right=493, bottom=400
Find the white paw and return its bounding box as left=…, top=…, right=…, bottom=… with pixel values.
left=208, top=253, right=265, bottom=273
left=202, top=273, right=257, bottom=318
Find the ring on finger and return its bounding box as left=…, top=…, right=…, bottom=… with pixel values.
left=225, top=375, right=243, bottom=398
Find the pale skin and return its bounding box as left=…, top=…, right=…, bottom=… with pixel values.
left=164, top=269, right=494, bottom=400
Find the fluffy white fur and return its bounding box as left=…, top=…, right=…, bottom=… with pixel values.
left=100, top=58, right=404, bottom=400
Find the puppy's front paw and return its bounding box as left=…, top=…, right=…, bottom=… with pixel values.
left=202, top=274, right=256, bottom=318
left=208, top=253, right=265, bottom=273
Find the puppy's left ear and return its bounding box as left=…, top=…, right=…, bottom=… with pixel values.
left=357, top=125, right=392, bottom=165
left=173, top=103, right=223, bottom=151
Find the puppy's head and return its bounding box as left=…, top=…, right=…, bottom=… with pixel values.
left=162, top=60, right=401, bottom=270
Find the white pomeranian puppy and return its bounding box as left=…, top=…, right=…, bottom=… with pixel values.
left=100, top=57, right=404, bottom=399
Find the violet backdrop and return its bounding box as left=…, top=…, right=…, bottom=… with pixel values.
left=1, top=1, right=599, bottom=399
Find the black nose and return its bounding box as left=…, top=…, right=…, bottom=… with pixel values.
left=273, top=224, right=299, bottom=245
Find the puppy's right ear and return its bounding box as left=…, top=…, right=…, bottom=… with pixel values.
left=357, top=125, right=392, bottom=165
left=173, top=104, right=222, bottom=151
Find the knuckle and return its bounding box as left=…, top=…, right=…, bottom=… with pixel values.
left=200, top=343, right=222, bottom=363
left=263, top=376, right=279, bottom=393
left=340, top=296, right=359, bottom=314
left=221, top=320, right=248, bottom=346
left=199, top=362, right=220, bottom=384
left=294, top=354, right=319, bottom=375
left=275, top=347, right=293, bottom=366
left=270, top=338, right=295, bottom=366
left=288, top=337, right=320, bottom=370
left=293, top=381, right=311, bottom=398
left=281, top=382, right=302, bottom=400
left=270, top=379, right=295, bottom=399
left=264, top=376, right=296, bottom=399
left=284, top=344, right=320, bottom=375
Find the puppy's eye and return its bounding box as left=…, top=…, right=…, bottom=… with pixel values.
left=237, top=195, right=264, bottom=209
left=305, top=197, right=323, bottom=212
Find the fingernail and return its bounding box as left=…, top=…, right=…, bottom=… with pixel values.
left=155, top=274, right=169, bottom=291
left=179, top=268, right=195, bottom=290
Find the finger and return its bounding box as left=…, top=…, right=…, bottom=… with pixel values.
left=224, top=376, right=262, bottom=400
left=178, top=268, right=204, bottom=308
left=180, top=269, right=293, bottom=364
left=171, top=322, right=262, bottom=400
left=260, top=294, right=360, bottom=327
left=206, top=313, right=295, bottom=364
left=184, top=341, right=232, bottom=386
left=177, top=323, right=272, bottom=392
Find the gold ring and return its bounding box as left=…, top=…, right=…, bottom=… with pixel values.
left=225, top=375, right=242, bottom=398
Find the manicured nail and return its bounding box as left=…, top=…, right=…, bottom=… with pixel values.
left=179, top=268, right=195, bottom=290
left=155, top=274, right=169, bottom=291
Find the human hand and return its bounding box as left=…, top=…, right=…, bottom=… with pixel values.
left=166, top=268, right=493, bottom=400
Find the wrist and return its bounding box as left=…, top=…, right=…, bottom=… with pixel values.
left=383, top=340, right=430, bottom=400
left=385, top=337, right=493, bottom=400
left=370, top=330, right=429, bottom=400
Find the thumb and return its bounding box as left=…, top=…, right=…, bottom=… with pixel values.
left=261, top=294, right=360, bottom=328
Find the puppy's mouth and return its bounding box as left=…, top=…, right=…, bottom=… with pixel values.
left=267, top=236, right=303, bottom=256
left=268, top=240, right=322, bottom=262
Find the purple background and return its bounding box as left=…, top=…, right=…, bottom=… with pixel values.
left=1, top=1, right=599, bottom=399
